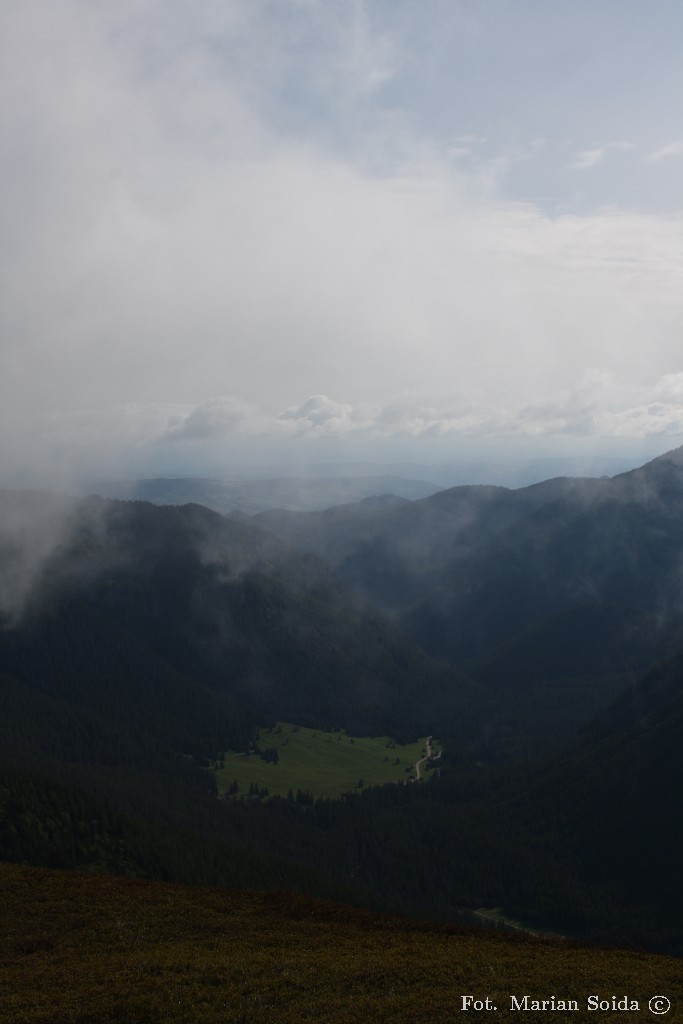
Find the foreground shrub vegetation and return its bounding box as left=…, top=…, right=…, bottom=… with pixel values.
left=1, top=863, right=681, bottom=1024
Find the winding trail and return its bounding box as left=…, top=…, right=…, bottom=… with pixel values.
left=414, top=736, right=434, bottom=781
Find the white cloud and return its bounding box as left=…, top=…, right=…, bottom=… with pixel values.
left=13, top=367, right=683, bottom=485
left=647, top=141, right=683, bottom=162
left=1, top=2, right=682, bottom=481
left=277, top=395, right=377, bottom=436
left=573, top=142, right=634, bottom=170
left=150, top=372, right=683, bottom=447
left=164, top=397, right=266, bottom=442
left=573, top=149, right=606, bottom=170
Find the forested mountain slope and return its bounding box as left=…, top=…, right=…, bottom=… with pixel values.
left=509, top=646, right=683, bottom=950
left=555, top=648, right=683, bottom=898
left=0, top=491, right=471, bottom=742
left=0, top=489, right=474, bottom=841
left=256, top=447, right=683, bottom=653
left=2, top=462, right=683, bottom=954
left=255, top=447, right=683, bottom=749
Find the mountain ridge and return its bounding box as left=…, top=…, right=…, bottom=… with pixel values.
left=2, top=449, right=683, bottom=951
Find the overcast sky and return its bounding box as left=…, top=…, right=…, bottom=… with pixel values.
left=2, top=0, right=682, bottom=482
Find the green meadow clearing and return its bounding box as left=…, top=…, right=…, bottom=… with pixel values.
left=214, top=724, right=440, bottom=800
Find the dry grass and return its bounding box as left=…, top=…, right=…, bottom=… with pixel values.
left=1, top=862, right=680, bottom=1023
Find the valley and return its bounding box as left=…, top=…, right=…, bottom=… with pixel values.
left=2, top=445, right=683, bottom=956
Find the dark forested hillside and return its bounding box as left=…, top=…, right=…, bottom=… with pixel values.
left=0, top=492, right=472, bottom=743
left=256, top=447, right=683, bottom=751
left=256, top=449, right=683, bottom=658
left=556, top=649, right=683, bottom=901
left=2, top=451, right=683, bottom=955
left=508, top=647, right=683, bottom=951
left=0, top=489, right=473, bottom=835
left=0, top=766, right=386, bottom=911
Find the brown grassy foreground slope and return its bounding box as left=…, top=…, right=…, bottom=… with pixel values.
left=1, top=862, right=680, bottom=1024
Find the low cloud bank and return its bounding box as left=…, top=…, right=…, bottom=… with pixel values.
left=8, top=374, right=683, bottom=485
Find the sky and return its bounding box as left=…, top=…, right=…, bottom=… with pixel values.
left=1, top=0, right=682, bottom=483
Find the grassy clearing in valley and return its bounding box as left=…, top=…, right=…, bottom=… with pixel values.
left=2, top=862, right=681, bottom=1024
left=214, top=723, right=440, bottom=800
